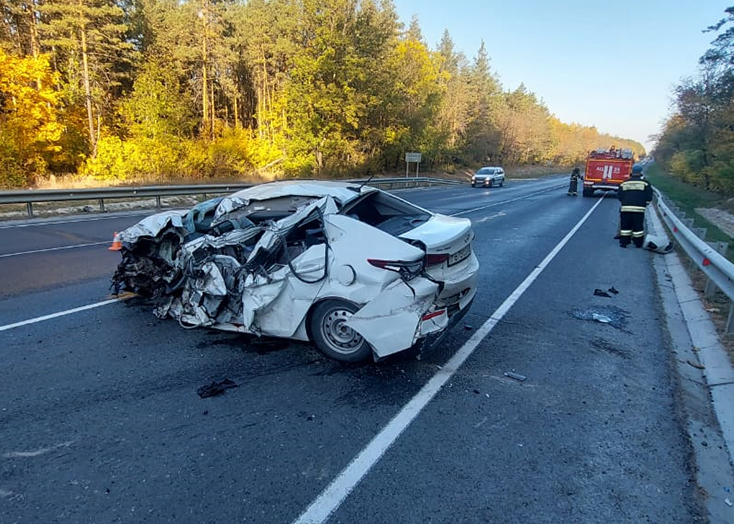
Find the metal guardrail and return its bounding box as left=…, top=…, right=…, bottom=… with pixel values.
left=654, top=188, right=734, bottom=330
left=0, top=177, right=462, bottom=219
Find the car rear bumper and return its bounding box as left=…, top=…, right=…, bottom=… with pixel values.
left=414, top=296, right=475, bottom=358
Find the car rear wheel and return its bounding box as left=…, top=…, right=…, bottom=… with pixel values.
left=310, top=299, right=371, bottom=362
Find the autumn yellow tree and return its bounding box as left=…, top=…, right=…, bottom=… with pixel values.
left=0, top=49, right=62, bottom=187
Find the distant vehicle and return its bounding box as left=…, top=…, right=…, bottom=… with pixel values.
left=582, top=146, right=635, bottom=197
left=471, top=167, right=505, bottom=188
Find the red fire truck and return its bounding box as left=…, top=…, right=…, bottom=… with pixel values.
left=582, top=146, right=635, bottom=197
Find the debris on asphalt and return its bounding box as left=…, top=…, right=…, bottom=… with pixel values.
left=725, top=498, right=732, bottom=507
left=686, top=360, right=705, bottom=370
left=504, top=371, right=527, bottom=382
left=592, top=313, right=612, bottom=323
left=643, top=234, right=675, bottom=254
left=464, top=324, right=474, bottom=330
left=608, top=287, right=619, bottom=294
left=593, top=289, right=612, bottom=298
left=197, top=378, right=238, bottom=398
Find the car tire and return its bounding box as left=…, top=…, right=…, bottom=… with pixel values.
left=582, top=188, right=594, bottom=197
left=310, top=299, right=372, bottom=363
left=471, top=183, right=475, bottom=187
left=499, top=179, right=504, bottom=187
left=488, top=179, right=493, bottom=188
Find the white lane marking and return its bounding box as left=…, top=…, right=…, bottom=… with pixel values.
left=3, top=440, right=75, bottom=458
left=0, top=298, right=123, bottom=333
left=0, top=241, right=110, bottom=259
left=293, top=196, right=606, bottom=524
left=0, top=213, right=150, bottom=230
left=450, top=185, right=564, bottom=217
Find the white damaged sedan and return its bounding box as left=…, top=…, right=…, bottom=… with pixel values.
left=112, top=181, right=478, bottom=362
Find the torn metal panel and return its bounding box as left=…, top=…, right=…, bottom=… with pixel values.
left=241, top=243, right=328, bottom=337
left=243, top=196, right=337, bottom=270
left=345, top=277, right=439, bottom=358
left=118, top=210, right=188, bottom=243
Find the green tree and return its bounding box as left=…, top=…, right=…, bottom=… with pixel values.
left=461, top=41, right=502, bottom=164
left=38, top=0, right=138, bottom=156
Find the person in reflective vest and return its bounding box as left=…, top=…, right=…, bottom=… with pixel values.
left=618, top=164, right=653, bottom=247
left=567, top=167, right=581, bottom=196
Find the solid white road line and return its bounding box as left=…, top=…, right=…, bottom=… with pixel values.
left=0, top=213, right=149, bottom=230
left=292, top=196, right=606, bottom=524
left=0, top=298, right=123, bottom=333
left=450, top=184, right=565, bottom=217
left=0, top=241, right=110, bottom=259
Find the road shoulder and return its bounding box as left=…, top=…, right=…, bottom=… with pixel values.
left=650, top=207, right=734, bottom=522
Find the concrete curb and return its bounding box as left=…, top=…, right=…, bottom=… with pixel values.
left=649, top=205, right=734, bottom=467
left=648, top=205, right=734, bottom=521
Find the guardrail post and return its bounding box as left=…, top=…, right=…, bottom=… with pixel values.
left=155, top=196, right=162, bottom=209
left=98, top=198, right=106, bottom=213
left=726, top=304, right=734, bottom=333
left=26, top=202, right=34, bottom=219
left=704, top=241, right=729, bottom=297
left=682, top=218, right=694, bottom=229
left=693, top=227, right=707, bottom=240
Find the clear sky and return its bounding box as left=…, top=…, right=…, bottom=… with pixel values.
left=392, top=1, right=732, bottom=153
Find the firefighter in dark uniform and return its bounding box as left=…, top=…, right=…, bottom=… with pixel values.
left=567, top=167, right=581, bottom=196
left=618, top=164, right=653, bottom=247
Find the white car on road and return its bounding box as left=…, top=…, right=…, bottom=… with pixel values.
left=471, top=166, right=505, bottom=188
left=113, top=181, right=479, bottom=362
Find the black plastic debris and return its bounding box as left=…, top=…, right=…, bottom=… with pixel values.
left=504, top=372, right=527, bottom=382
left=197, top=379, right=238, bottom=398
left=593, top=288, right=611, bottom=298
left=608, top=287, right=619, bottom=295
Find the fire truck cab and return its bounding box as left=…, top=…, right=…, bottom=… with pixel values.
left=582, top=146, right=635, bottom=197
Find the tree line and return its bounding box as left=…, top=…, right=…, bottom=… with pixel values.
left=655, top=5, right=734, bottom=194
left=0, top=0, right=644, bottom=188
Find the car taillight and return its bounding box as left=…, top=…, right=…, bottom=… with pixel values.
left=367, top=258, right=424, bottom=280
left=424, top=253, right=449, bottom=267
left=422, top=309, right=446, bottom=321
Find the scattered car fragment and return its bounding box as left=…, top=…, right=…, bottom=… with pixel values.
left=111, top=181, right=479, bottom=362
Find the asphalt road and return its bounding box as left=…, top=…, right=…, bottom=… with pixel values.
left=0, top=176, right=718, bottom=523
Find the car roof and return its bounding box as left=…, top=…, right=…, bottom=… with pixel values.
left=225, top=180, right=377, bottom=205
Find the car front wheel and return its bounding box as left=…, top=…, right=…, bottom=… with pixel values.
left=310, top=299, right=372, bottom=362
